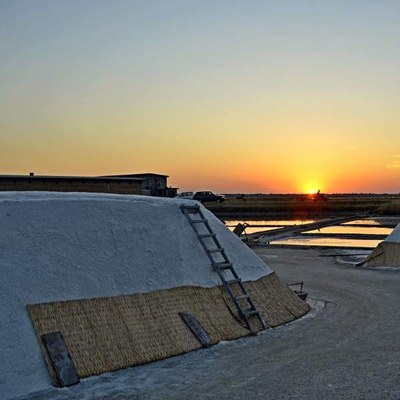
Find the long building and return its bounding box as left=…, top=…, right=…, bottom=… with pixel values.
left=0, top=173, right=178, bottom=197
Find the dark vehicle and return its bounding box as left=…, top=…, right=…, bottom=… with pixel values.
left=298, top=189, right=328, bottom=202
left=193, top=191, right=226, bottom=203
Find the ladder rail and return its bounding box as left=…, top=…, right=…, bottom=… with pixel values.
left=184, top=206, right=231, bottom=266
left=181, top=204, right=267, bottom=330
left=218, top=271, right=263, bottom=321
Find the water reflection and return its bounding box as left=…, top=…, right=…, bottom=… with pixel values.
left=225, top=218, right=394, bottom=248
left=342, top=219, right=382, bottom=225
left=272, top=237, right=382, bottom=248
left=305, top=226, right=392, bottom=235
left=225, top=219, right=316, bottom=235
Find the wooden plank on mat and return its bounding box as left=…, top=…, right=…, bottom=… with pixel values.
left=42, top=331, right=80, bottom=387
left=179, top=312, right=211, bottom=348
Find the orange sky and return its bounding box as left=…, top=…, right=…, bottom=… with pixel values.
left=1, top=2, right=399, bottom=193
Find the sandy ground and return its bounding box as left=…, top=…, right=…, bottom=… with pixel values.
left=21, top=247, right=400, bottom=400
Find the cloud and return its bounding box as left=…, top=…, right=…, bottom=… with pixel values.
left=387, top=163, right=400, bottom=170
left=386, top=158, right=400, bottom=170
left=386, top=154, right=400, bottom=159
left=384, top=154, right=400, bottom=170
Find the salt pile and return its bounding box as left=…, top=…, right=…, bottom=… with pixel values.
left=0, top=192, right=307, bottom=399
left=362, top=223, right=400, bottom=268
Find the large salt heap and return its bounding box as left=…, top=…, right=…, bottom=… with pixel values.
left=0, top=192, right=308, bottom=399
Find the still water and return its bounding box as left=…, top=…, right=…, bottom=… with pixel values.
left=225, top=218, right=394, bottom=248
left=305, top=226, right=392, bottom=235
left=272, top=237, right=382, bottom=248
left=225, top=219, right=316, bottom=235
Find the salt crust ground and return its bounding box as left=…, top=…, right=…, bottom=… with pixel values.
left=0, top=192, right=272, bottom=399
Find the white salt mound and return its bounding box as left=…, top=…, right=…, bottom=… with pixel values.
left=0, top=192, right=272, bottom=399
left=363, top=223, right=400, bottom=268
left=384, top=223, right=400, bottom=243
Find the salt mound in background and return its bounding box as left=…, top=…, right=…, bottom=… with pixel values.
left=363, top=223, right=400, bottom=268
left=0, top=192, right=272, bottom=399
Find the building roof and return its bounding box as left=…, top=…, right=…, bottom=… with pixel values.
left=102, top=173, right=169, bottom=178
left=0, top=174, right=144, bottom=182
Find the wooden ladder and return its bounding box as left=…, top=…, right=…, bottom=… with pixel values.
left=181, top=203, right=267, bottom=331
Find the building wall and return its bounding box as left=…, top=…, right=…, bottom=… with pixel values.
left=140, top=176, right=168, bottom=195
left=0, top=178, right=142, bottom=195
left=102, top=174, right=177, bottom=197
left=141, top=176, right=178, bottom=197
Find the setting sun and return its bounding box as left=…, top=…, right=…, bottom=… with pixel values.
left=1, top=2, right=400, bottom=194
left=301, top=184, right=320, bottom=194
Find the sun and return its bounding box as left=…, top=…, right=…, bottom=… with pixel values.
left=301, top=182, right=323, bottom=195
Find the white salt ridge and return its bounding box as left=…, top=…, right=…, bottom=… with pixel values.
left=383, top=223, right=400, bottom=243
left=0, top=192, right=272, bottom=399
left=362, top=223, right=400, bottom=268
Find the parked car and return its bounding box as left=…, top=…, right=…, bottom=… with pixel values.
left=175, top=191, right=194, bottom=199
left=193, top=191, right=226, bottom=203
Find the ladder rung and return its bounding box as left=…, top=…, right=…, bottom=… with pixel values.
left=181, top=204, right=200, bottom=210
left=207, top=247, right=224, bottom=254
left=226, top=278, right=241, bottom=285
left=199, top=233, right=216, bottom=239
left=244, top=309, right=260, bottom=317
left=182, top=206, right=200, bottom=214
left=191, top=219, right=208, bottom=223
left=236, top=294, right=250, bottom=301
left=215, top=262, right=233, bottom=270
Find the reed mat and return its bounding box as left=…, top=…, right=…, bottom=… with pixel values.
left=29, top=272, right=309, bottom=383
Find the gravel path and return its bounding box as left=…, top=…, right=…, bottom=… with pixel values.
left=22, top=248, right=400, bottom=400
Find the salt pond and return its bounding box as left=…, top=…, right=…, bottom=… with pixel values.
left=272, top=236, right=382, bottom=248
left=225, top=219, right=316, bottom=235
left=225, top=218, right=397, bottom=248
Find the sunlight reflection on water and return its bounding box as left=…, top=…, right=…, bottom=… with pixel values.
left=271, top=237, right=382, bottom=248
left=225, top=218, right=394, bottom=248
left=305, top=226, right=392, bottom=235
left=225, top=219, right=316, bottom=235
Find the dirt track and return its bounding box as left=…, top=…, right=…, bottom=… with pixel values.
left=24, top=248, right=400, bottom=400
